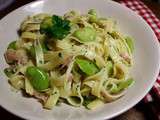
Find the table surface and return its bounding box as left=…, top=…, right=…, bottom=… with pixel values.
left=0, top=0, right=160, bottom=120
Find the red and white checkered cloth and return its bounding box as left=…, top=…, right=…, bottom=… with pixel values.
left=119, top=0, right=160, bottom=103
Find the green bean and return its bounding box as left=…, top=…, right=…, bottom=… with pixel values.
left=73, top=27, right=96, bottom=42
left=26, top=66, right=49, bottom=91
left=7, top=41, right=17, bottom=50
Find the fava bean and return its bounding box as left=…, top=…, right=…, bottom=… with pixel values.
left=75, top=58, right=99, bottom=76
left=110, top=78, right=134, bottom=94
left=26, top=66, right=49, bottom=91
left=73, top=27, right=96, bottom=42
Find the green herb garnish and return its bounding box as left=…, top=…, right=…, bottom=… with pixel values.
left=40, top=15, right=71, bottom=40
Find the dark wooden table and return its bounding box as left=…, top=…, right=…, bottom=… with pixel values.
left=0, top=0, right=160, bottom=120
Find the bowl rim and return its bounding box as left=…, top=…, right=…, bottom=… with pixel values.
left=0, top=0, right=160, bottom=120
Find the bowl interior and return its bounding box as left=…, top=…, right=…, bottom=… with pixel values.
left=0, top=0, right=159, bottom=120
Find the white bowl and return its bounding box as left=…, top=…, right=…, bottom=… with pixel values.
left=0, top=0, right=160, bottom=120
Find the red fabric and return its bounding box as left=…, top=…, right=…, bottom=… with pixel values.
left=119, top=0, right=160, bottom=103
left=120, top=0, right=160, bottom=40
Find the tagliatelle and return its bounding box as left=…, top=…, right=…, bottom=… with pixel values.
left=4, top=9, right=134, bottom=110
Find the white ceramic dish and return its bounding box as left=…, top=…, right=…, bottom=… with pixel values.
left=0, top=0, right=160, bottom=120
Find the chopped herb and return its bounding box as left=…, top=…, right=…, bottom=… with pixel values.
left=4, top=68, right=14, bottom=77
left=52, top=91, right=58, bottom=95
left=58, top=52, right=62, bottom=58
left=39, top=60, right=43, bottom=64
left=7, top=41, right=17, bottom=50
left=83, top=95, right=96, bottom=107
left=108, top=31, right=119, bottom=39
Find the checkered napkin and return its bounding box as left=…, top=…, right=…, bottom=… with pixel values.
left=119, top=0, right=160, bottom=111
left=120, top=0, right=160, bottom=40
left=119, top=0, right=160, bottom=102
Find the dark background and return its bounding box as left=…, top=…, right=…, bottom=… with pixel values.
left=0, top=0, right=160, bottom=120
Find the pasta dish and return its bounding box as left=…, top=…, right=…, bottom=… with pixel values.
left=4, top=9, right=134, bottom=110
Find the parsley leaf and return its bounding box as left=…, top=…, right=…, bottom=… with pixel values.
left=40, top=15, right=71, bottom=40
